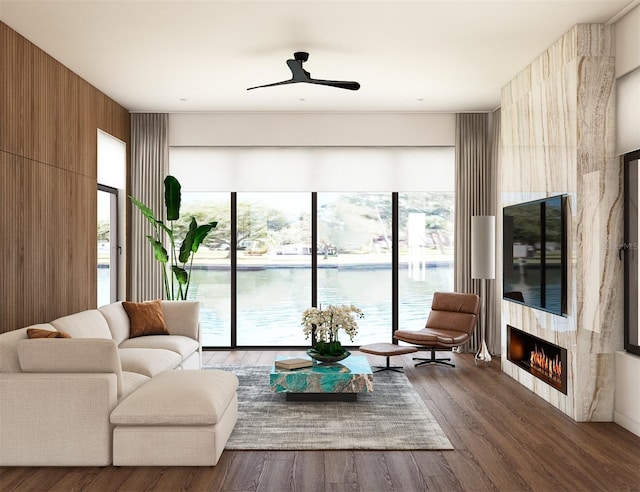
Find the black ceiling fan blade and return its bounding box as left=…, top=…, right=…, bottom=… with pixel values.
left=286, top=59, right=311, bottom=81
left=247, top=52, right=360, bottom=91
left=308, top=78, right=361, bottom=91
left=247, top=79, right=297, bottom=91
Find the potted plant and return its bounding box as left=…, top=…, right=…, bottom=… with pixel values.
left=130, top=175, right=217, bottom=300
left=301, top=304, right=364, bottom=362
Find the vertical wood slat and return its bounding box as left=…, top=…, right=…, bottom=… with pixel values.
left=0, top=22, right=130, bottom=333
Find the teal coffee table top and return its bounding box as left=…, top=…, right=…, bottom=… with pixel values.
left=270, top=355, right=373, bottom=401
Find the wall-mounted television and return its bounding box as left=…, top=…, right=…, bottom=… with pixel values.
left=503, top=195, right=567, bottom=316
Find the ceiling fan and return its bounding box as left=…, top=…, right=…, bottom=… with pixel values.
left=247, top=52, right=360, bottom=91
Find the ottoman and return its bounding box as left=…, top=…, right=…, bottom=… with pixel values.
left=110, top=370, right=238, bottom=466
left=360, top=343, right=418, bottom=373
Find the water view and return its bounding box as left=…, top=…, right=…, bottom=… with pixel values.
left=190, top=263, right=453, bottom=347
left=99, top=190, right=455, bottom=346
left=99, top=263, right=453, bottom=347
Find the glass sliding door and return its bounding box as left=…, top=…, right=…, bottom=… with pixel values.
left=317, top=193, right=392, bottom=344
left=97, top=186, right=118, bottom=306
left=181, top=192, right=232, bottom=347
left=398, top=192, right=454, bottom=331
left=236, top=193, right=312, bottom=346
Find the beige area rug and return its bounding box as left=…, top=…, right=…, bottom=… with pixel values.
left=205, top=365, right=453, bottom=450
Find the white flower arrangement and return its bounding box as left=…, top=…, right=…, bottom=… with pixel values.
left=301, top=304, right=364, bottom=346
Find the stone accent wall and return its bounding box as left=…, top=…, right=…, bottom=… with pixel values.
left=500, top=24, right=622, bottom=421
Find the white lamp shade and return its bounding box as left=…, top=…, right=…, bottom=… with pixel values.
left=471, top=216, right=496, bottom=280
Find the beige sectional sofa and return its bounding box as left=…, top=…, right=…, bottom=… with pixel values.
left=0, top=301, right=238, bottom=467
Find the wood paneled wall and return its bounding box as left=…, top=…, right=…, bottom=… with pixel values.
left=0, top=22, right=130, bottom=333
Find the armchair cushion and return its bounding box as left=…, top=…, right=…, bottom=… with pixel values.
left=394, top=327, right=470, bottom=346
left=394, top=292, right=480, bottom=349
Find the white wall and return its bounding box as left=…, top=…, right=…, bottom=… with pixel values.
left=615, top=351, right=640, bottom=436
left=169, top=112, right=456, bottom=147
left=615, top=4, right=640, bottom=78
left=615, top=5, right=640, bottom=155
left=614, top=5, right=640, bottom=436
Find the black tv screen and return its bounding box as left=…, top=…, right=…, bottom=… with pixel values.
left=503, top=195, right=567, bottom=316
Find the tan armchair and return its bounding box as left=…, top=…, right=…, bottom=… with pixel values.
left=393, top=291, right=480, bottom=367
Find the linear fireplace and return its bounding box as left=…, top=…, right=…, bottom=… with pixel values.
left=507, top=325, right=567, bottom=394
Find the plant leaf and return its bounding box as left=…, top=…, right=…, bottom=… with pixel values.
left=156, top=220, right=173, bottom=241
left=164, top=175, right=181, bottom=221
left=130, top=196, right=157, bottom=226
left=192, top=221, right=218, bottom=252
left=146, top=236, right=168, bottom=263
left=172, top=265, right=188, bottom=285
left=179, top=218, right=197, bottom=263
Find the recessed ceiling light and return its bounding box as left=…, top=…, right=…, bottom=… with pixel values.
left=179, top=98, right=187, bottom=102
left=298, top=98, right=306, bottom=102
left=417, top=98, right=424, bottom=101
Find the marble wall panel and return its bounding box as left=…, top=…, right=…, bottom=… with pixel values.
left=500, top=24, right=619, bottom=421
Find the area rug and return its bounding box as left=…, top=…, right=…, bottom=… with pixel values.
left=205, top=365, right=453, bottom=450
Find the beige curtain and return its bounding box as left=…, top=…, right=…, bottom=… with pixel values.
left=128, top=113, right=169, bottom=301
left=454, top=111, right=500, bottom=354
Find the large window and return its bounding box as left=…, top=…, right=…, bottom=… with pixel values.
left=171, top=147, right=454, bottom=348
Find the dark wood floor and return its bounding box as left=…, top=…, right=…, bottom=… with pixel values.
left=1, top=350, right=639, bottom=492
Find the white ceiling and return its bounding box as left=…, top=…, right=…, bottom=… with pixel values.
left=0, top=0, right=634, bottom=113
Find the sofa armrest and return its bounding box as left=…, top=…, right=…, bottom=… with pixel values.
left=0, top=373, right=117, bottom=466
left=17, top=338, right=123, bottom=397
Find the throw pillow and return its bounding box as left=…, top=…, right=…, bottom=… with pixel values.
left=122, top=300, right=170, bottom=338
left=27, top=328, right=71, bottom=339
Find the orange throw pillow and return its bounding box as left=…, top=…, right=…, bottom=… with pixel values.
left=27, top=328, right=71, bottom=339
left=122, top=300, right=169, bottom=338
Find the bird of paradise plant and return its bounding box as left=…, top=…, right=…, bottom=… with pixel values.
left=130, top=175, right=217, bottom=300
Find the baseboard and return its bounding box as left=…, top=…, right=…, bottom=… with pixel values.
left=614, top=410, right=640, bottom=437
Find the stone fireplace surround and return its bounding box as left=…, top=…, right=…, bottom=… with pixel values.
left=500, top=24, right=622, bottom=422
left=507, top=325, right=567, bottom=395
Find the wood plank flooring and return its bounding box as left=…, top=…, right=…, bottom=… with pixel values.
left=1, top=350, right=638, bottom=491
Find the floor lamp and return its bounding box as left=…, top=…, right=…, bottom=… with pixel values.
left=471, top=215, right=495, bottom=362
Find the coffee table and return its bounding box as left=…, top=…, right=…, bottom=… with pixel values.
left=270, top=355, right=374, bottom=401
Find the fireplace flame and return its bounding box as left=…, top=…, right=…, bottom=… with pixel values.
left=530, top=344, right=562, bottom=382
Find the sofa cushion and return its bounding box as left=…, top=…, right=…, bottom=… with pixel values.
left=99, top=302, right=130, bottom=344
left=123, top=300, right=170, bottom=338
left=118, top=348, right=182, bottom=377
left=161, top=301, right=200, bottom=339
left=121, top=371, right=151, bottom=401
left=17, top=338, right=124, bottom=397
left=110, top=370, right=239, bottom=426
left=27, top=328, right=71, bottom=339
left=50, top=310, right=112, bottom=339
left=0, top=325, right=54, bottom=373
left=118, top=335, right=199, bottom=361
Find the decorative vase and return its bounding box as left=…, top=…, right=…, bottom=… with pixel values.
left=307, top=349, right=351, bottom=363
